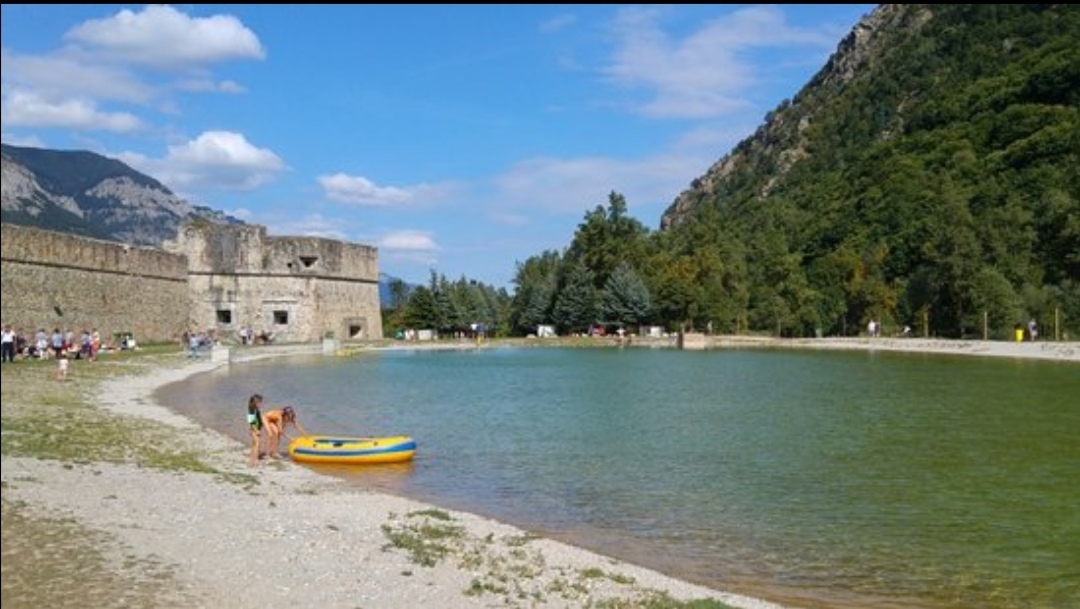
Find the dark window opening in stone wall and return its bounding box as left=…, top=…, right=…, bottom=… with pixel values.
left=274, top=310, right=289, bottom=325
left=216, top=309, right=232, bottom=324
left=299, top=256, right=318, bottom=268
left=349, top=324, right=363, bottom=338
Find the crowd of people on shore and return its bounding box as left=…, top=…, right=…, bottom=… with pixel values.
left=182, top=326, right=277, bottom=358
left=1, top=324, right=142, bottom=382
left=0, top=324, right=138, bottom=364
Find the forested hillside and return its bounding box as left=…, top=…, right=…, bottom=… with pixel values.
left=491, top=4, right=1078, bottom=340
left=652, top=4, right=1078, bottom=339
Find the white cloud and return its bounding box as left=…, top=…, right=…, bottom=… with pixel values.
left=1, top=90, right=143, bottom=132
left=491, top=149, right=710, bottom=217
left=0, top=132, right=46, bottom=148
left=120, top=131, right=286, bottom=192
left=176, top=78, right=246, bottom=94
left=269, top=214, right=349, bottom=241
left=1, top=48, right=154, bottom=105
left=318, top=172, right=460, bottom=208
left=379, top=230, right=439, bottom=252
left=539, top=13, right=578, bottom=34
left=377, top=230, right=441, bottom=270
left=0, top=5, right=264, bottom=134
left=490, top=211, right=530, bottom=227
left=603, top=5, right=836, bottom=119
left=318, top=173, right=413, bottom=206
left=227, top=207, right=253, bottom=221
left=64, top=5, right=265, bottom=69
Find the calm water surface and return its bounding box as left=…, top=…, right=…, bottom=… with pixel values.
left=158, top=347, right=1080, bottom=608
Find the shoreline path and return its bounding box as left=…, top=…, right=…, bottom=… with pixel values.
left=2, top=337, right=1076, bottom=608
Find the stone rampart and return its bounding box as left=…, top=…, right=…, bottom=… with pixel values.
left=2, top=222, right=383, bottom=345
left=1, top=223, right=189, bottom=343
left=165, top=223, right=382, bottom=343
left=173, top=223, right=378, bottom=281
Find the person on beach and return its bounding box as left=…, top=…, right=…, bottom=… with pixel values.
left=1, top=324, right=15, bottom=363
left=247, top=393, right=265, bottom=466
left=56, top=352, right=69, bottom=381
left=263, top=405, right=309, bottom=459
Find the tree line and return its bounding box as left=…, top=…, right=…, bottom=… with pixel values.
left=383, top=5, right=1078, bottom=341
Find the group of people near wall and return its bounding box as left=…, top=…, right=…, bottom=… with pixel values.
left=245, top=394, right=309, bottom=466
left=182, top=328, right=215, bottom=357
left=0, top=324, right=111, bottom=364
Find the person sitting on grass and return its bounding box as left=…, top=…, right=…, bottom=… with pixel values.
left=263, top=405, right=309, bottom=459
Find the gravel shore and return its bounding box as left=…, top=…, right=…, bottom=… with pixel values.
left=3, top=338, right=1076, bottom=608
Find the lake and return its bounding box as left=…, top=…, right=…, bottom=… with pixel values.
left=157, top=346, right=1080, bottom=608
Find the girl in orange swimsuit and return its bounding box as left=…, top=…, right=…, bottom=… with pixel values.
left=264, top=405, right=309, bottom=459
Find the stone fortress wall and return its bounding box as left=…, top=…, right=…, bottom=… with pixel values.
left=164, top=223, right=382, bottom=343
left=1, top=222, right=383, bottom=345
left=0, top=223, right=189, bottom=343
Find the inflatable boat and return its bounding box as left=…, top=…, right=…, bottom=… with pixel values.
left=288, top=435, right=417, bottom=465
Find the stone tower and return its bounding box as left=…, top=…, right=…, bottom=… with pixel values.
left=165, top=223, right=382, bottom=343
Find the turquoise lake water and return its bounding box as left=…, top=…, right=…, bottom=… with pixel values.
left=157, top=346, right=1080, bottom=608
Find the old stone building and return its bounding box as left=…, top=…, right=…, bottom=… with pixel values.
left=164, top=223, right=382, bottom=343
left=0, top=222, right=382, bottom=345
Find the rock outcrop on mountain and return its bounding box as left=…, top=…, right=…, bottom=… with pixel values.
left=1, top=143, right=241, bottom=245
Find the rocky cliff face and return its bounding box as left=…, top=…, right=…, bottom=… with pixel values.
left=1, top=151, right=84, bottom=218
left=1, top=143, right=241, bottom=245
left=660, top=4, right=925, bottom=230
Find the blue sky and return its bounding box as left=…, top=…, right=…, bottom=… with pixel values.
left=1, top=4, right=876, bottom=289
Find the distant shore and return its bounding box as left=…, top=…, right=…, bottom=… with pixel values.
left=707, top=335, right=1079, bottom=361
left=369, top=333, right=1080, bottom=363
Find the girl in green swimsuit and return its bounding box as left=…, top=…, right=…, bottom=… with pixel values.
left=247, top=393, right=265, bottom=466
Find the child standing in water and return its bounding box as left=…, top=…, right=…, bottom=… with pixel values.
left=247, top=394, right=265, bottom=466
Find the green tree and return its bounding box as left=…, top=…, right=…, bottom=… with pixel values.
left=566, top=191, right=649, bottom=289
left=648, top=253, right=699, bottom=333
left=552, top=261, right=599, bottom=334
left=970, top=267, right=1022, bottom=339
left=601, top=262, right=651, bottom=329
left=920, top=181, right=983, bottom=337
left=402, top=286, right=439, bottom=330
left=510, top=250, right=561, bottom=335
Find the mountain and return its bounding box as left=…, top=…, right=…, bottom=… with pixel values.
left=655, top=4, right=1078, bottom=337
left=377, top=272, right=419, bottom=308
left=379, top=273, right=396, bottom=307
left=1, top=143, right=242, bottom=245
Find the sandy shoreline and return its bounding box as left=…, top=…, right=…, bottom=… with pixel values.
left=3, top=338, right=1076, bottom=608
